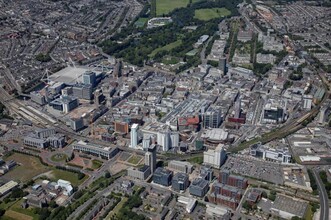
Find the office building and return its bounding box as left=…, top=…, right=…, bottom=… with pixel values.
left=82, top=71, right=96, bottom=87
left=157, top=130, right=179, bottom=151
left=203, top=144, right=227, bottom=168
left=189, top=178, right=209, bottom=197
left=49, top=96, right=79, bottom=113
left=68, top=117, right=84, bottom=131
left=23, top=136, right=49, bottom=149
left=145, top=145, right=157, bottom=173
left=72, top=84, right=93, bottom=100
left=30, top=91, right=47, bottom=105
left=36, top=128, right=56, bottom=139
left=303, top=95, right=313, bottom=110
left=203, top=108, right=222, bottom=128
left=153, top=167, right=173, bottom=186
left=219, top=57, right=227, bottom=74
left=130, top=123, right=139, bottom=149
left=172, top=173, right=189, bottom=191
left=262, top=100, right=285, bottom=124
left=73, top=141, right=118, bottom=160
left=168, top=160, right=193, bottom=174
left=127, top=165, right=151, bottom=180
left=200, top=166, right=213, bottom=182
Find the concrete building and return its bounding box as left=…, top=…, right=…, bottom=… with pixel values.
left=203, top=144, right=227, bottom=168
left=157, top=130, right=179, bottom=151
left=219, top=57, right=227, bottom=74
left=145, top=145, right=157, bottom=173
left=36, top=128, right=56, bottom=138
left=72, top=84, right=93, bottom=100
left=30, top=91, right=47, bottom=105
left=73, top=141, right=118, bottom=160
left=177, top=196, right=197, bottom=213
left=172, top=173, right=189, bottom=191
left=130, top=123, right=139, bottom=149
left=303, top=95, right=313, bottom=110
left=82, top=71, right=96, bottom=87
left=153, top=167, right=173, bottom=186
left=168, top=160, right=193, bottom=174
left=68, top=117, right=84, bottom=131
left=23, top=136, right=49, bottom=149
left=206, top=204, right=231, bottom=220
left=127, top=165, right=151, bottom=180
left=49, top=95, right=79, bottom=113
left=203, top=108, right=222, bottom=128
left=114, top=121, right=129, bottom=134
left=189, top=178, right=209, bottom=197
left=262, top=100, right=286, bottom=124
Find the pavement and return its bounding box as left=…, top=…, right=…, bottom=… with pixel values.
left=312, top=169, right=329, bottom=220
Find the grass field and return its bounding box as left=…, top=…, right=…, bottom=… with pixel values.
left=50, top=153, right=67, bottom=162
left=127, top=155, right=142, bottom=165
left=155, top=0, right=190, bottom=16
left=194, top=8, right=231, bottom=21
left=135, top=17, right=148, bottom=28
left=91, top=159, right=103, bottom=170
left=187, top=156, right=203, bottom=164
left=49, top=169, right=87, bottom=187
left=8, top=199, right=38, bottom=220
left=149, top=40, right=182, bottom=57
left=4, top=153, right=50, bottom=183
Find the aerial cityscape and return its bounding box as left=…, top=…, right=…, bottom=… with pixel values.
left=0, top=0, right=330, bottom=219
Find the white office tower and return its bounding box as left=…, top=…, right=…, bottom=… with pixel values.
left=130, top=123, right=139, bottom=149
left=303, top=95, right=313, bottom=110
left=158, top=131, right=170, bottom=151
left=203, top=144, right=227, bottom=168
left=142, top=134, right=152, bottom=149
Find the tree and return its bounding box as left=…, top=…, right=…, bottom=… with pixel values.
left=0, top=208, right=5, bottom=217
left=105, top=171, right=111, bottom=178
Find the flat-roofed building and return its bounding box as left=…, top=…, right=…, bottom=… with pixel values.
left=127, top=165, right=151, bottom=180
left=0, top=181, right=18, bottom=196
left=73, top=140, right=118, bottom=160
left=168, top=160, right=193, bottom=174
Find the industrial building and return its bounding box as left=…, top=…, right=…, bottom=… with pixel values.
left=172, top=173, right=189, bottom=191
left=73, top=140, right=118, bottom=160
left=168, top=160, right=193, bottom=174
left=203, top=144, right=227, bottom=168
left=153, top=167, right=173, bottom=186
left=0, top=180, right=18, bottom=196
left=189, top=178, right=209, bottom=197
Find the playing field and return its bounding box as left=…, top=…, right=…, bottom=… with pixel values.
left=4, top=153, right=50, bottom=183
left=156, top=0, right=190, bottom=16
left=194, top=8, right=231, bottom=21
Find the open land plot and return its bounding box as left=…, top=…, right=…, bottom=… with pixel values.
left=7, top=199, right=38, bottom=220
left=149, top=40, right=182, bottom=57
left=91, top=159, right=103, bottom=169
left=194, top=8, right=231, bottom=21
left=155, top=0, right=190, bottom=16
left=3, top=153, right=50, bottom=183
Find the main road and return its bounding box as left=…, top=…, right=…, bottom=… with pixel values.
left=312, top=169, right=329, bottom=220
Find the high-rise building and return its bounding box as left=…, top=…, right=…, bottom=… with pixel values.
left=203, top=144, right=227, bottom=168
left=219, top=57, right=227, bottom=74
left=72, top=84, right=93, bottom=100
left=130, top=123, right=139, bottom=149
left=145, top=145, right=157, bottom=173
left=82, top=71, right=96, bottom=87
left=157, top=130, right=179, bottom=151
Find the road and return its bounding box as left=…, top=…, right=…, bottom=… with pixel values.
left=312, top=169, right=329, bottom=220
